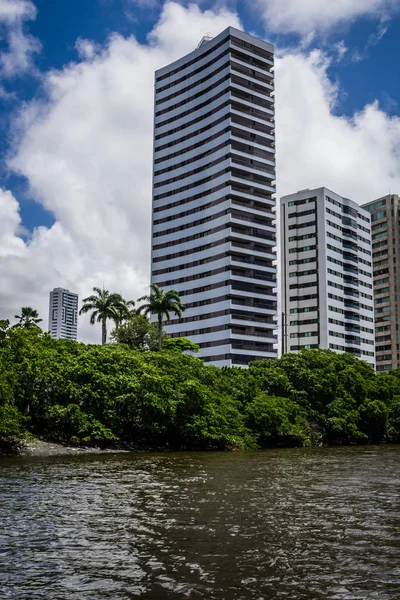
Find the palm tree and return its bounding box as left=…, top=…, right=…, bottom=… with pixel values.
left=137, top=284, right=185, bottom=350
left=79, top=287, right=132, bottom=345
left=115, top=300, right=136, bottom=325
left=14, top=307, right=42, bottom=330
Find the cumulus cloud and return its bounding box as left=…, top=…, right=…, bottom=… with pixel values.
left=3, top=1, right=241, bottom=341
left=74, top=38, right=101, bottom=61
left=274, top=49, right=400, bottom=201
left=0, top=0, right=35, bottom=21
left=0, top=188, right=26, bottom=257
left=147, top=1, right=241, bottom=54
left=0, top=0, right=40, bottom=78
left=2, top=1, right=400, bottom=343
left=252, top=0, right=400, bottom=37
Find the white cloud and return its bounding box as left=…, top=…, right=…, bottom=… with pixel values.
left=3, top=1, right=241, bottom=341
left=75, top=38, right=101, bottom=61
left=252, top=0, right=400, bottom=37
left=147, top=1, right=241, bottom=54
left=0, top=0, right=40, bottom=77
left=274, top=49, right=400, bottom=201
left=0, top=0, right=35, bottom=21
left=2, top=1, right=400, bottom=344
left=0, top=188, right=26, bottom=257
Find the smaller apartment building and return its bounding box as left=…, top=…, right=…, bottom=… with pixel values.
left=281, top=187, right=375, bottom=367
left=48, top=288, right=78, bottom=340
left=362, top=194, right=400, bottom=371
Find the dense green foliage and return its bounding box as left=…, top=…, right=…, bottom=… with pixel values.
left=1, top=324, right=400, bottom=452
left=111, top=314, right=161, bottom=350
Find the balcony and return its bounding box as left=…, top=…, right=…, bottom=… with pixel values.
left=342, top=216, right=358, bottom=229
left=344, top=302, right=360, bottom=310
left=232, top=341, right=274, bottom=352
left=344, top=278, right=359, bottom=287
left=343, top=264, right=358, bottom=274
left=343, top=253, right=358, bottom=264
left=343, top=241, right=358, bottom=251
left=231, top=184, right=274, bottom=202
left=345, top=326, right=360, bottom=333
left=343, top=229, right=358, bottom=241
left=230, top=242, right=276, bottom=258
left=345, top=336, right=361, bottom=345
left=344, top=312, right=360, bottom=321
left=231, top=226, right=276, bottom=243
left=231, top=314, right=274, bottom=324
left=231, top=155, right=275, bottom=176
left=231, top=197, right=274, bottom=214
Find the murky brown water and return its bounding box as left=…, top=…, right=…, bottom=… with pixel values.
left=1, top=446, right=400, bottom=599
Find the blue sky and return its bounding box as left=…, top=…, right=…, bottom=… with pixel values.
left=2, top=0, right=400, bottom=233
left=1, top=0, right=400, bottom=339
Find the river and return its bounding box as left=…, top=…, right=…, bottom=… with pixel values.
left=1, top=446, right=400, bottom=599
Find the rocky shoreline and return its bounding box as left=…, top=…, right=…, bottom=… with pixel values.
left=0, top=437, right=130, bottom=458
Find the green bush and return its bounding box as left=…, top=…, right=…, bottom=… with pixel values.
left=245, top=393, right=308, bottom=447
left=43, top=404, right=117, bottom=446
left=0, top=404, right=28, bottom=439
left=1, top=327, right=400, bottom=450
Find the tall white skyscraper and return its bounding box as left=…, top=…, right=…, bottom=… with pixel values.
left=280, top=187, right=375, bottom=366
left=48, top=288, right=78, bottom=340
left=151, top=27, right=277, bottom=367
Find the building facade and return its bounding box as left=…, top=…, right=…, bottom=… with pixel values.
left=281, top=187, right=375, bottom=366
left=151, top=27, right=277, bottom=366
left=362, top=194, right=400, bottom=371
left=48, top=288, right=78, bottom=340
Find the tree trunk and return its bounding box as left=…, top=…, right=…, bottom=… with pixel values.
left=102, top=318, right=107, bottom=345
left=158, top=315, right=163, bottom=351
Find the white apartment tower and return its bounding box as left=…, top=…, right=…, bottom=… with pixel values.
left=281, top=187, right=375, bottom=366
left=151, top=27, right=277, bottom=366
left=49, top=288, right=78, bottom=340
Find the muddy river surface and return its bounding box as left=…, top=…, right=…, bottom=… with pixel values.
left=1, top=446, right=400, bottom=599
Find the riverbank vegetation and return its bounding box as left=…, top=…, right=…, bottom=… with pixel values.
left=2, top=319, right=400, bottom=453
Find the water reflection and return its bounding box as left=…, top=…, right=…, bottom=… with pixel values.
left=1, top=447, right=400, bottom=599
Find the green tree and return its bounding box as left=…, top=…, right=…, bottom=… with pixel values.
left=245, top=392, right=308, bottom=448
left=387, top=395, right=400, bottom=443
left=163, top=337, right=199, bottom=354
left=13, top=307, right=42, bottom=330
left=137, top=284, right=185, bottom=350
left=111, top=314, right=160, bottom=351
left=0, top=320, right=10, bottom=341
left=79, top=287, right=131, bottom=345
left=359, top=399, right=389, bottom=443
left=115, top=300, right=136, bottom=325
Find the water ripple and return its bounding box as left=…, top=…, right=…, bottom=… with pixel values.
left=1, top=446, right=400, bottom=599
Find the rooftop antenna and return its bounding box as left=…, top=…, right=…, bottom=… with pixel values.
left=197, top=32, right=213, bottom=49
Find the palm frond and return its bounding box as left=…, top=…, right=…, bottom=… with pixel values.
left=90, top=310, right=99, bottom=325
left=92, top=286, right=105, bottom=297
left=79, top=303, right=96, bottom=315
left=81, top=295, right=99, bottom=305
left=137, top=304, right=151, bottom=316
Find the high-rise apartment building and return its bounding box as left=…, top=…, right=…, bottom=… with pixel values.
left=362, top=194, right=400, bottom=371
left=151, top=27, right=277, bottom=366
left=280, top=187, right=375, bottom=366
left=48, top=288, right=78, bottom=340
